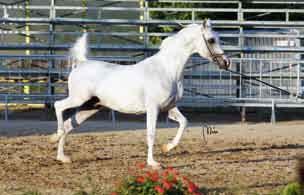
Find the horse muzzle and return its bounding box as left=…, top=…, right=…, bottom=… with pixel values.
left=217, top=56, right=231, bottom=70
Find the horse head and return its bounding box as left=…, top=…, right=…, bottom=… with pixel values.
left=195, top=19, right=231, bottom=70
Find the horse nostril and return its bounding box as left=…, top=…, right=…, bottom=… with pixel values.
left=225, top=59, right=231, bottom=68
left=224, top=59, right=228, bottom=66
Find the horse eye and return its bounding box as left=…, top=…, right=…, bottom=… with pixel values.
left=208, top=38, right=215, bottom=44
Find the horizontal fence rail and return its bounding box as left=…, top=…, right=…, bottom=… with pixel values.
left=1, top=0, right=304, bottom=121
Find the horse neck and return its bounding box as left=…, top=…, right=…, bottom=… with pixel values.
left=158, top=44, right=194, bottom=81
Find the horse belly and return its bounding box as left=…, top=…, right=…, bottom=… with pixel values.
left=95, top=81, right=146, bottom=114
left=102, top=94, right=146, bottom=114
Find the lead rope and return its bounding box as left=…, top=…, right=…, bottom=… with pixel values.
left=201, top=29, right=304, bottom=100
left=226, top=69, right=304, bottom=99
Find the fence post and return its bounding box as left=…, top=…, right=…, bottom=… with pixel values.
left=24, top=0, right=31, bottom=96
left=241, top=106, right=246, bottom=123
left=46, top=0, right=56, bottom=111
left=166, top=115, right=169, bottom=125
left=4, top=95, right=8, bottom=121
left=271, top=100, right=276, bottom=124
left=111, top=110, right=116, bottom=128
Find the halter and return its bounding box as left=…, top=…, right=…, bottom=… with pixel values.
left=201, top=29, right=225, bottom=67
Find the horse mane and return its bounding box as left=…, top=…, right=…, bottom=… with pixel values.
left=159, top=24, right=199, bottom=51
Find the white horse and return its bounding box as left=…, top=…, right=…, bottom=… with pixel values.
left=50, top=19, right=230, bottom=169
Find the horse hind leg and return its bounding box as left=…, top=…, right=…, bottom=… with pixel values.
left=52, top=95, right=89, bottom=161
left=56, top=108, right=100, bottom=163
left=50, top=97, right=100, bottom=143
left=51, top=96, right=88, bottom=142
left=55, top=97, right=102, bottom=163
left=49, top=107, right=77, bottom=143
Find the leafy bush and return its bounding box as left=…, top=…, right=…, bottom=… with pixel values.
left=281, top=182, right=303, bottom=195
left=278, top=158, right=304, bottom=195
left=111, top=162, right=203, bottom=195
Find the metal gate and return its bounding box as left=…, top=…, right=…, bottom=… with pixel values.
left=1, top=0, right=304, bottom=120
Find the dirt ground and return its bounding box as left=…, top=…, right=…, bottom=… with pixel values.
left=0, top=117, right=304, bottom=195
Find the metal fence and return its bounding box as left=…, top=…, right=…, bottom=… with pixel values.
left=1, top=0, right=304, bottom=121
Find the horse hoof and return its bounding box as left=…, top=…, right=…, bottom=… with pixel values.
left=152, top=165, right=162, bottom=170
left=162, top=144, right=170, bottom=153
left=148, top=161, right=162, bottom=170
left=162, top=143, right=174, bottom=153
left=57, top=155, right=72, bottom=163
left=49, top=133, right=60, bottom=143
left=150, top=163, right=162, bottom=170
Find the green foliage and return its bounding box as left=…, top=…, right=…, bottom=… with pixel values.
left=147, top=1, right=304, bottom=46
left=148, top=2, right=210, bottom=45
left=147, top=1, right=240, bottom=45
left=281, top=182, right=303, bottom=195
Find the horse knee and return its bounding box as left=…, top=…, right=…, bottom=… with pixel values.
left=54, top=101, right=60, bottom=110
left=49, top=132, right=63, bottom=143
left=147, top=133, right=154, bottom=140
left=168, top=110, right=177, bottom=121
left=54, top=100, right=64, bottom=112
left=64, top=118, right=75, bottom=132
left=181, top=117, right=188, bottom=128
left=147, top=131, right=155, bottom=144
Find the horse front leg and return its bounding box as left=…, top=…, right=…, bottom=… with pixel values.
left=162, top=106, right=188, bottom=153
left=146, top=106, right=160, bottom=169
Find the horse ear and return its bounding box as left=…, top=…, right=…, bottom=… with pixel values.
left=202, top=18, right=211, bottom=29
left=202, top=19, right=207, bottom=29
left=207, top=19, right=211, bottom=27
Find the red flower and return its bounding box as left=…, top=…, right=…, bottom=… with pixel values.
left=162, top=179, right=173, bottom=190
left=167, top=166, right=179, bottom=176
left=166, top=173, right=177, bottom=184
left=136, top=176, right=145, bottom=184
left=146, top=170, right=159, bottom=182
left=135, top=162, right=146, bottom=169
left=182, top=176, right=190, bottom=183
left=162, top=170, right=169, bottom=178
left=154, top=185, right=165, bottom=194
left=167, top=166, right=173, bottom=171
left=111, top=192, right=118, bottom=195
left=188, top=181, right=199, bottom=193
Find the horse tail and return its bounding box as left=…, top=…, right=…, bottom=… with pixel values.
left=69, top=33, right=88, bottom=69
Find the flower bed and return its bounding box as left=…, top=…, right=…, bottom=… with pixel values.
left=111, top=162, right=203, bottom=195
